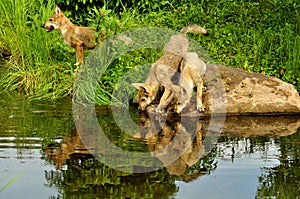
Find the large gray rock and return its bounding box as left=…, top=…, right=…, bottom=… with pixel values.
left=203, top=64, right=300, bottom=115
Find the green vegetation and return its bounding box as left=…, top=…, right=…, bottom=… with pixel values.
left=0, top=0, right=75, bottom=99
left=0, top=0, right=299, bottom=103
left=256, top=128, right=300, bottom=198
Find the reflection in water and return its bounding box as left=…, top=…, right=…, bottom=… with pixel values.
left=45, top=154, right=179, bottom=198
left=0, top=91, right=300, bottom=198
left=0, top=92, right=74, bottom=198
left=133, top=112, right=206, bottom=177
left=222, top=115, right=300, bottom=137
left=45, top=131, right=90, bottom=170
left=256, top=129, right=300, bottom=198
left=44, top=106, right=300, bottom=198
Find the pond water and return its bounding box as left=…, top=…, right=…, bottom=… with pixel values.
left=0, top=91, right=299, bottom=199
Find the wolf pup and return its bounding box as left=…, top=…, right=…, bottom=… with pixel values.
left=132, top=25, right=208, bottom=113
left=171, top=52, right=206, bottom=113
left=42, top=5, right=101, bottom=64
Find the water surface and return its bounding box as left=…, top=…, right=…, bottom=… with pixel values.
left=0, top=92, right=299, bottom=199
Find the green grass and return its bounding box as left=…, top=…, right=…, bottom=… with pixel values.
left=0, top=0, right=299, bottom=103
left=0, top=0, right=75, bottom=98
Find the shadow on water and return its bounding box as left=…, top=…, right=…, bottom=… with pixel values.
left=0, top=91, right=300, bottom=198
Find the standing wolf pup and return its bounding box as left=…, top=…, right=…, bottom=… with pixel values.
left=171, top=52, right=207, bottom=113
left=42, top=5, right=102, bottom=64
left=133, top=25, right=208, bottom=113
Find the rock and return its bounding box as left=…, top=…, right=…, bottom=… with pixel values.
left=203, top=64, right=300, bottom=115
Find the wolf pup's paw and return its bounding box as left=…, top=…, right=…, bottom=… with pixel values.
left=155, top=105, right=166, bottom=114
left=197, top=105, right=206, bottom=112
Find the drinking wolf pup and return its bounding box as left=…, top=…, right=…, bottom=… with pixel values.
left=133, top=25, right=208, bottom=113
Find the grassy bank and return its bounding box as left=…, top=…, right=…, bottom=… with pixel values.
left=0, top=0, right=299, bottom=103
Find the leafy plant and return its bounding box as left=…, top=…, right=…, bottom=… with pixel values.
left=0, top=0, right=299, bottom=102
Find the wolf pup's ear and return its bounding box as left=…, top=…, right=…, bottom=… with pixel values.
left=132, top=83, right=142, bottom=89
left=132, top=83, right=146, bottom=92
left=55, top=5, right=61, bottom=15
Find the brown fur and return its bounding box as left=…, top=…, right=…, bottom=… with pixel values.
left=171, top=52, right=206, bottom=113
left=42, top=5, right=102, bottom=63
left=133, top=114, right=205, bottom=176
left=133, top=25, right=208, bottom=113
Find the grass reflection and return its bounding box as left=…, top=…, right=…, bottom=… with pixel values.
left=1, top=92, right=299, bottom=198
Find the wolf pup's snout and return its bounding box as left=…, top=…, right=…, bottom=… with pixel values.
left=41, top=24, right=54, bottom=33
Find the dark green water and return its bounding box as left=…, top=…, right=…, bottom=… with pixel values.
left=0, top=92, right=299, bottom=199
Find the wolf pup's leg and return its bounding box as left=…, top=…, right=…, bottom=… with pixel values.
left=196, top=77, right=205, bottom=112
left=155, top=88, right=175, bottom=113
left=75, top=40, right=84, bottom=64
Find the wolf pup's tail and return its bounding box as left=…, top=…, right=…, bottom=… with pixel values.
left=180, top=25, right=209, bottom=36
